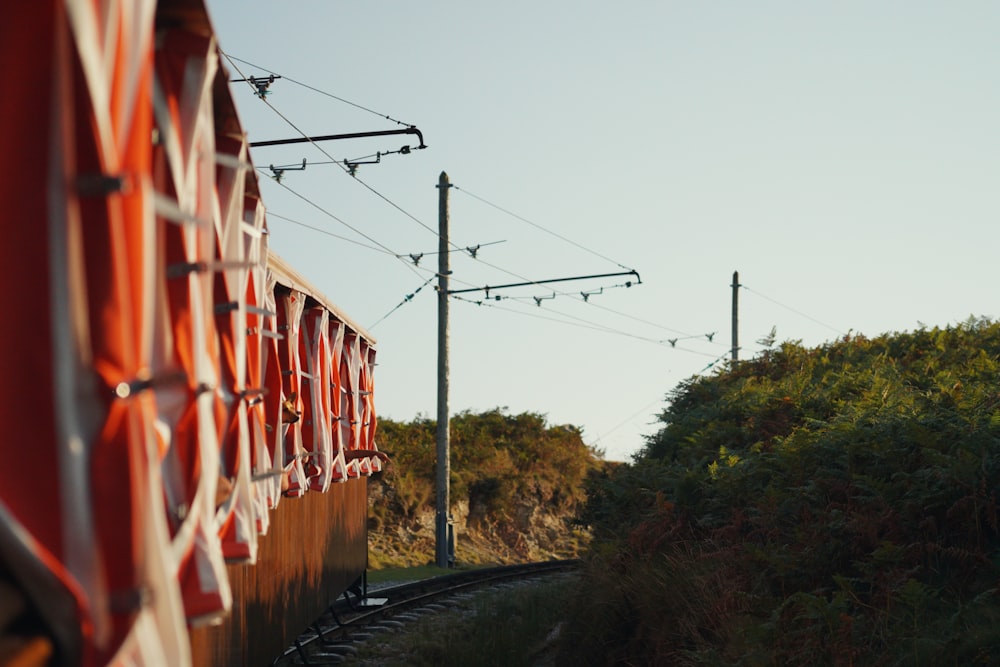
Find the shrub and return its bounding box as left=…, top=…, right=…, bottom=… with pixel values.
left=566, top=320, right=1000, bottom=665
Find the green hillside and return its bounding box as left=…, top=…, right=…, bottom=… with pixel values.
left=560, top=318, right=1000, bottom=666
left=368, top=409, right=603, bottom=567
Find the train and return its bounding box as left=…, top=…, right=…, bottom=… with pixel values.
left=0, top=0, right=385, bottom=665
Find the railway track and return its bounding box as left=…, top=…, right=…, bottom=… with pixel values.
left=272, top=560, right=579, bottom=666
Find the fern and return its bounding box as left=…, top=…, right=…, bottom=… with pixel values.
left=566, top=319, right=1000, bottom=666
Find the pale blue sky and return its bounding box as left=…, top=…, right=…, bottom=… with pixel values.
left=206, top=1, right=999, bottom=461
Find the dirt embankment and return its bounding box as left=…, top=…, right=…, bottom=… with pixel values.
left=367, top=487, right=588, bottom=568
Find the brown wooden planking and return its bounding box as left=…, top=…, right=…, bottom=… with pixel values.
left=189, top=478, right=368, bottom=666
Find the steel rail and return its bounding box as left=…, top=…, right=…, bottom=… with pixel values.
left=273, top=560, right=578, bottom=665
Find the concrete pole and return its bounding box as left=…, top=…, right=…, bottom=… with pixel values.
left=731, top=270, right=740, bottom=362
left=435, top=172, right=451, bottom=568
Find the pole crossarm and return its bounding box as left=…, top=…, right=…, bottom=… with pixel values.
left=446, top=269, right=641, bottom=296
left=249, top=126, right=427, bottom=149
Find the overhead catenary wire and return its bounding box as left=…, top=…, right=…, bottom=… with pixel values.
left=225, top=56, right=547, bottom=323
left=269, top=179, right=400, bottom=260
left=221, top=52, right=416, bottom=128
left=577, top=297, right=720, bottom=342
left=223, top=53, right=631, bottom=281
left=223, top=56, right=712, bottom=350
left=439, top=186, right=724, bottom=339
left=223, top=52, right=743, bottom=469
left=457, top=269, right=719, bottom=344
left=222, top=53, right=353, bottom=174
left=221, top=53, right=444, bottom=243
left=228, top=57, right=849, bottom=458
left=266, top=177, right=459, bottom=285
left=223, top=54, right=451, bottom=287
left=258, top=142, right=715, bottom=359
left=499, top=278, right=637, bottom=305
left=450, top=293, right=720, bottom=358
left=447, top=270, right=640, bottom=297
left=401, top=240, right=507, bottom=265
left=264, top=187, right=484, bottom=294
left=223, top=55, right=646, bottom=316
left=427, top=196, right=716, bottom=342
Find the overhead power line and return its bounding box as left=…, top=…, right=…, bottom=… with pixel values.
left=225, top=57, right=699, bottom=351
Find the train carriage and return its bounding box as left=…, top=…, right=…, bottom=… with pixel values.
left=0, top=0, right=385, bottom=665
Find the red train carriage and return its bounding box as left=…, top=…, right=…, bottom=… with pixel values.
left=0, top=1, right=386, bottom=665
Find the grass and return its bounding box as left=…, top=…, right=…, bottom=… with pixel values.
left=351, top=575, right=575, bottom=666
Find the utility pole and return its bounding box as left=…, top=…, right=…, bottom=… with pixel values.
left=435, top=172, right=451, bottom=568
left=731, top=270, right=740, bottom=362
left=430, top=171, right=640, bottom=567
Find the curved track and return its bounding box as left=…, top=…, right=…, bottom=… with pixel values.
left=273, top=560, right=579, bottom=665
